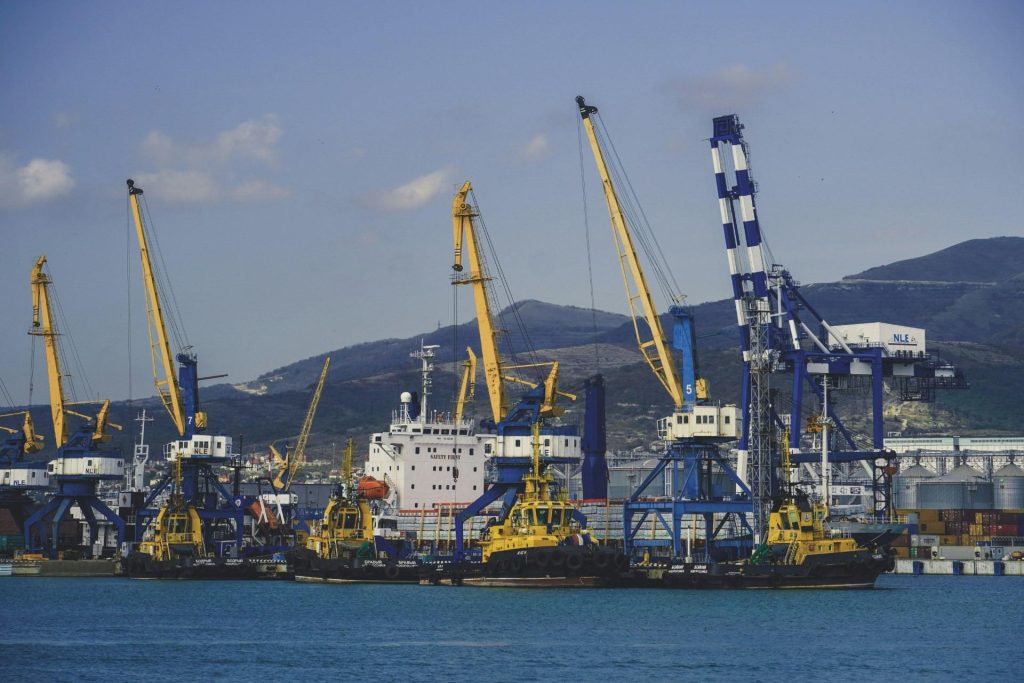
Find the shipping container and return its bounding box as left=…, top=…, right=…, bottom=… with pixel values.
left=919, top=521, right=946, bottom=534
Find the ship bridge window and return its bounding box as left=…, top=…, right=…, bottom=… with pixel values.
left=515, top=439, right=521, bottom=448
left=536, top=507, right=550, bottom=526
left=469, top=448, right=474, bottom=455
left=441, top=429, right=450, bottom=435
left=484, top=444, right=492, bottom=454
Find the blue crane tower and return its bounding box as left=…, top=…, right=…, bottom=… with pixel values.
left=709, top=114, right=967, bottom=537
left=21, top=256, right=126, bottom=558
left=127, top=180, right=246, bottom=557
left=578, top=96, right=752, bottom=563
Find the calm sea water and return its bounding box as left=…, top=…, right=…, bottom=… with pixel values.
left=1, top=574, right=1022, bottom=682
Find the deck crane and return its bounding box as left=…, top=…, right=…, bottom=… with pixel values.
left=22, top=256, right=126, bottom=558
left=449, top=181, right=595, bottom=561
left=708, top=115, right=966, bottom=530
left=577, top=96, right=750, bottom=561
left=0, top=410, right=49, bottom=535
left=126, top=179, right=245, bottom=559
left=271, top=356, right=331, bottom=491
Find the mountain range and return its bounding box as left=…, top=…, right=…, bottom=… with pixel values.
left=19, top=236, right=1024, bottom=459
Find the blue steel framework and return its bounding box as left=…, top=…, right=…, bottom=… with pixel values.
left=453, top=383, right=588, bottom=561
left=709, top=115, right=966, bottom=534
left=620, top=309, right=753, bottom=561
left=23, top=424, right=126, bottom=557
left=128, top=181, right=246, bottom=556
left=576, top=96, right=753, bottom=562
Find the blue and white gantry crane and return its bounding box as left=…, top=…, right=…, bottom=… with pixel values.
left=709, top=114, right=967, bottom=535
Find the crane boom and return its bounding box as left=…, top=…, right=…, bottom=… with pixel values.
left=273, top=356, right=330, bottom=491
left=127, top=179, right=188, bottom=437
left=451, top=181, right=509, bottom=423
left=577, top=97, right=686, bottom=409
left=0, top=411, right=43, bottom=455
left=454, top=347, right=477, bottom=423
left=29, top=256, right=69, bottom=447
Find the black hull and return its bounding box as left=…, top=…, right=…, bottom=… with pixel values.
left=627, top=551, right=894, bottom=589
left=121, top=552, right=290, bottom=580
left=293, top=554, right=420, bottom=583
left=485, top=545, right=629, bottom=579
left=422, top=546, right=629, bottom=585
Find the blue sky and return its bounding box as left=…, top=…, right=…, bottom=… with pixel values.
left=1, top=1, right=1022, bottom=404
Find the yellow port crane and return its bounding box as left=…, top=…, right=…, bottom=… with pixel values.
left=451, top=181, right=574, bottom=423
left=29, top=256, right=68, bottom=447
left=127, top=180, right=195, bottom=437
left=576, top=103, right=689, bottom=410
left=451, top=181, right=509, bottom=424
left=272, top=356, right=331, bottom=491
left=29, top=256, right=122, bottom=444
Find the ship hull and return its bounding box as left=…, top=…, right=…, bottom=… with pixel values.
left=292, top=555, right=420, bottom=583
left=626, top=550, right=894, bottom=589
left=121, top=552, right=290, bottom=580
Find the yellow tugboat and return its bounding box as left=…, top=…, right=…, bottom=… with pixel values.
left=465, top=423, right=627, bottom=587
left=124, top=459, right=287, bottom=579
left=649, top=431, right=896, bottom=589
left=292, top=440, right=419, bottom=583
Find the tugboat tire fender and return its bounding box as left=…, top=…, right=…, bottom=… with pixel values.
left=384, top=563, right=401, bottom=580
left=565, top=553, right=583, bottom=572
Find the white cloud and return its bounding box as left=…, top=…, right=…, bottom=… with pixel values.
left=131, top=171, right=290, bottom=204
left=135, top=116, right=289, bottom=204
left=0, top=155, right=75, bottom=207
left=230, top=179, right=291, bottom=201
left=132, top=170, right=218, bottom=203
left=362, top=167, right=452, bottom=211
left=666, top=62, right=792, bottom=110
left=518, top=134, right=550, bottom=161
left=53, top=112, right=77, bottom=129
left=141, top=115, right=282, bottom=167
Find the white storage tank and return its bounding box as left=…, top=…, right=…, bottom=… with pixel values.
left=993, top=462, right=1024, bottom=510
left=917, top=464, right=993, bottom=510
left=894, top=463, right=935, bottom=509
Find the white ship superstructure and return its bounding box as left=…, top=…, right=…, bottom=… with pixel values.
left=365, top=344, right=495, bottom=510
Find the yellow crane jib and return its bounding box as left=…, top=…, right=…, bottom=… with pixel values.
left=273, top=356, right=330, bottom=491
left=576, top=96, right=685, bottom=410
left=502, top=361, right=576, bottom=418
left=454, top=346, right=478, bottom=423
left=127, top=179, right=188, bottom=437
left=451, top=181, right=509, bottom=424
left=0, top=411, right=44, bottom=454
left=29, top=256, right=69, bottom=447
left=65, top=400, right=123, bottom=443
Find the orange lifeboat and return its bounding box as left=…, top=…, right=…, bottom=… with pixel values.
left=357, top=475, right=390, bottom=500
